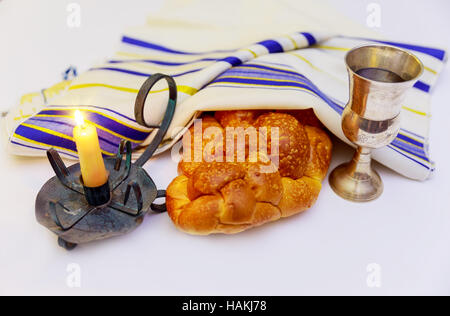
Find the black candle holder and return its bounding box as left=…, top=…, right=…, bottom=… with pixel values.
left=35, top=74, right=177, bottom=250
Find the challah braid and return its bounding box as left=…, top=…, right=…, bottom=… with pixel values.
left=167, top=110, right=332, bottom=235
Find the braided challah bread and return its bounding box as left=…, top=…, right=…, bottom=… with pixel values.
left=166, top=109, right=332, bottom=235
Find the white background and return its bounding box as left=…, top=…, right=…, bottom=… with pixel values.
left=0, top=0, right=449, bottom=295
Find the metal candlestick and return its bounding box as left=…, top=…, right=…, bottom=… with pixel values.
left=35, top=74, right=177, bottom=250
left=329, top=45, right=423, bottom=202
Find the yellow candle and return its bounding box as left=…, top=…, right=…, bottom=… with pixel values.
left=73, top=110, right=108, bottom=187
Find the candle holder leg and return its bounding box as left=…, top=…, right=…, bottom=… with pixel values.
left=329, top=147, right=383, bottom=202
left=58, top=237, right=78, bottom=251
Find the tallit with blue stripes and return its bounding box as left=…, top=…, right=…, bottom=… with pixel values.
left=1, top=4, right=446, bottom=181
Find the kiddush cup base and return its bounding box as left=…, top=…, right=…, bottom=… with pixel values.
left=329, top=161, right=383, bottom=202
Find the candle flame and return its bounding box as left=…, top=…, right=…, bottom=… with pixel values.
left=74, top=110, right=85, bottom=126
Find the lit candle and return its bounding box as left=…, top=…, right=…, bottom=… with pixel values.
left=73, top=110, right=108, bottom=187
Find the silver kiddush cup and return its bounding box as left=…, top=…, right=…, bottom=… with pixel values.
left=329, top=45, right=423, bottom=202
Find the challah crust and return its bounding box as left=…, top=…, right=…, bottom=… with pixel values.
left=166, top=110, right=332, bottom=235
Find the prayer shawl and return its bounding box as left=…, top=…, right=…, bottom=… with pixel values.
left=1, top=0, right=446, bottom=180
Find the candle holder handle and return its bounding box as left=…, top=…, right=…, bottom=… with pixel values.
left=134, top=73, right=177, bottom=167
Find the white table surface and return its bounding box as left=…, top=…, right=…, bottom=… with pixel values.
left=1, top=0, right=449, bottom=296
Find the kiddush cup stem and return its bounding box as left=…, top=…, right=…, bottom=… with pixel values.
left=329, top=44, right=423, bottom=202
left=352, top=147, right=372, bottom=177
left=329, top=146, right=383, bottom=202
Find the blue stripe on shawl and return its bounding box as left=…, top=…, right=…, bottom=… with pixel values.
left=258, top=40, right=284, bottom=53
left=300, top=32, right=317, bottom=46
left=38, top=110, right=149, bottom=141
